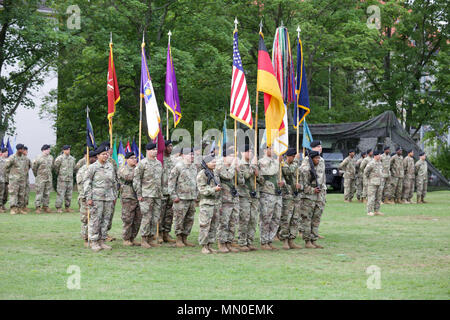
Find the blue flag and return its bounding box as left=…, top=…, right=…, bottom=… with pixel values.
left=293, top=36, right=310, bottom=128
left=86, top=112, right=96, bottom=149
left=222, top=115, right=227, bottom=147
left=117, top=141, right=125, bottom=167
left=302, top=119, right=313, bottom=150
left=6, top=138, right=13, bottom=156
left=1, top=139, right=4, bottom=150
left=131, top=139, right=142, bottom=161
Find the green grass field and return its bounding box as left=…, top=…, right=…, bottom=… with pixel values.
left=0, top=191, right=449, bottom=300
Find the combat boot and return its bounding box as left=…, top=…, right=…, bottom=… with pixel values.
left=247, top=244, right=258, bottom=251
left=149, top=236, right=161, bottom=247
left=374, top=211, right=384, bottom=216
left=20, top=207, right=28, bottom=214
left=106, top=235, right=116, bottom=241
left=239, top=245, right=250, bottom=252
left=99, top=240, right=112, bottom=250
left=56, top=208, right=63, bottom=213
left=0, top=206, right=5, bottom=213
left=141, top=236, right=152, bottom=249
left=273, top=234, right=280, bottom=242
left=35, top=207, right=42, bottom=214
left=318, top=234, right=325, bottom=239
left=162, top=232, right=176, bottom=243
left=305, top=241, right=315, bottom=249
left=207, top=244, right=217, bottom=253
left=226, top=242, right=239, bottom=253
left=311, top=241, right=324, bottom=249
left=367, top=212, right=375, bottom=216
left=123, top=240, right=133, bottom=246
left=201, top=245, right=211, bottom=254
left=231, top=241, right=239, bottom=248
left=43, top=207, right=52, bottom=213
left=131, top=238, right=141, bottom=246
left=421, top=197, right=427, bottom=203
left=90, top=241, right=102, bottom=252
left=344, top=200, right=350, bottom=203
left=84, top=239, right=89, bottom=248
left=260, top=243, right=272, bottom=250
left=288, top=239, right=302, bottom=249
left=10, top=207, right=18, bottom=215
left=282, top=239, right=290, bottom=250
left=182, top=235, right=195, bottom=247
left=175, top=235, right=185, bottom=248
left=268, top=242, right=279, bottom=251
left=218, top=242, right=229, bottom=253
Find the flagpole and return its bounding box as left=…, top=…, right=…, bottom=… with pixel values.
left=233, top=19, right=238, bottom=188
left=166, top=30, right=172, bottom=139
left=109, top=32, right=113, bottom=149
left=254, top=20, right=263, bottom=190
left=86, top=105, right=90, bottom=247
left=139, top=32, right=144, bottom=159
left=296, top=26, right=301, bottom=184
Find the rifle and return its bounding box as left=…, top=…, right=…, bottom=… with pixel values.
left=201, top=160, right=221, bottom=188
left=308, top=156, right=321, bottom=191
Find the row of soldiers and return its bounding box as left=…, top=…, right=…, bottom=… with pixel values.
left=0, top=144, right=77, bottom=214
left=77, top=139, right=328, bottom=254
left=338, top=146, right=429, bottom=215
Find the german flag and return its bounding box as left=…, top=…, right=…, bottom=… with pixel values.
left=257, top=33, right=284, bottom=147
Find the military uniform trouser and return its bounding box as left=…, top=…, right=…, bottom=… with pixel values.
left=198, top=201, right=220, bottom=245
left=88, top=200, right=114, bottom=241
left=78, top=198, right=88, bottom=240
left=140, top=197, right=161, bottom=237
left=173, top=199, right=196, bottom=236
left=8, top=180, right=25, bottom=208
left=24, top=182, right=30, bottom=206
left=391, top=176, right=403, bottom=200
left=416, top=177, right=427, bottom=199
left=121, top=198, right=142, bottom=241
left=159, top=195, right=174, bottom=233
left=238, top=196, right=259, bottom=246
left=107, top=200, right=116, bottom=232
left=367, top=184, right=382, bottom=213
left=380, top=177, right=388, bottom=200
left=300, top=198, right=324, bottom=242
left=0, top=182, right=6, bottom=208
left=55, top=180, right=73, bottom=209
left=279, top=198, right=301, bottom=240
left=402, top=177, right=415, bottom=201
left=35, top=179, right=52, bottom=208
left=2, top=183, right=7, bottom=206
left=343, top=177, right=356, bottom=200
left=356, top=176, right=363, bottom=200
left=362, top=176, right=368, bottom=199
left=218, top=200, right=239, bottom=243
left=259, top=193, right=282, bottom=245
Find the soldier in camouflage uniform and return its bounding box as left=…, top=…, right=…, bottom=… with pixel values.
left=168, top=147, right=198, bottom=248
left=32, top=144, right=53, bottom=213
left=339, top=149, right=356, bottom=202
left=216, top=146, right=241, bottom=253
left=380, top=146, right=392, bottom=203
left=389, top=147, right=404, bottom=204
left=237, top=144, right=263, bottom=252
left=197, top=155, right=222, bottom=254
left=279, top=148, right=302, bottom=250
left=402, top=149, right=415, bottom=204
left=5, top=144, right=29, bottom=214
left=22, top=146, right=32, bottom=212
left=300, top=150, right=327, bottom=248
left=159, top=140, right=176, bottom=243
left=360, top=149, right=373, bottom=202
left=258, top=146, right=283, bottom=250
left=76, top=150, right=97, bottom=247
left=53, top=145, right=76, bottom=213
left=133, top=143, right=162, bottom=248
left=0, top=148, right=8, bottom=213
left=415, top=152, right=428, bottom=204
left=74, top=150, right=87, bottom=173
left=119, top=152, right=142, bottom=247
left=355, top=151, right=367, bottom=202
left=364, top=150, right=384, bottom=216
left=84, top=145, right=118, bottom=252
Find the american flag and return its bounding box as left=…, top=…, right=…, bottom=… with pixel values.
left=230, top=31, right=252, bottom=128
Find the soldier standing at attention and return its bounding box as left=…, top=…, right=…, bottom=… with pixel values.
left=5, top=144, right=28, bottom=214
left=159, top=140, right=176, bottom=243
left=22, top=146, right=32, bottom=212
left=168, top=147, right=198, bottom=248
left=76, top=150, right=97, bottom=247
left=133, top=143, right=162, bottom=249
left=84, top=145, right=118, bottom=252
left=236, top=144, right=262, bottom=252
left=360, top=149, right=373, bottom=203
left=364, top=150, right=384, bottom=216
left=300, top=150, right=326, bottom=248
left=415, top=152, right=428, bottom=204
left=74, top=150, right=87, bottom=173
left=402, top=149, right=415, bottom=204
left=258, top=145, right=283, bottom=250
left=355, top=151, right=367, bottom=202
left=390, top=147, right=404, bottom=204
left=216, top=146, right=241, bottom=253
left=119, top=152, right=142, bottom=247
left=0, top=148, right=9, bottom=213
left=279, top=148, right=302, bottom=250
left=380, top=146, right=392, bottom=204
left=196, top=155, right=222, bottom=254
left=32, top=144, right=54, bottom=213
left=53, top=145, right=76, bottom=213
left=339, top=149, right=356, bottom=202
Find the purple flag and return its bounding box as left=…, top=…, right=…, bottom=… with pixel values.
left=164, top=41, right=181, bottom=127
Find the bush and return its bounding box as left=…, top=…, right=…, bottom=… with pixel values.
left=428, top=146, right=450, bottom=179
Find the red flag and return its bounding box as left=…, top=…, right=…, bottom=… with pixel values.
left=125, top=140, right=131, bottom=153
left=107, top=42, right=120, bottom=134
